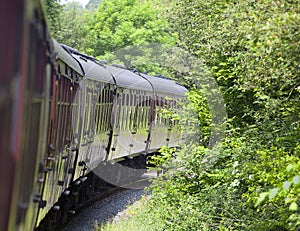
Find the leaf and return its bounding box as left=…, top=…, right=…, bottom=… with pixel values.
left=285, top=197, right=296, bottom=204
left=287, top=164, right=296, bottom=172
left=293, top=175, right=300, bottom=185
left=269, top=188, right=279, bottom=200
left=289, top=202, right=298, bottom=211
left=255, top=192, right=269, bottom=207
left=283, top=181, right=292, bottom=191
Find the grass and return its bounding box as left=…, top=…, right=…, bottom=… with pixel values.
left=94, top=195, right=152, bottom=231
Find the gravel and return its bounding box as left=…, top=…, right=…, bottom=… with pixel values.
left=63, top=189, right=146, bottom=231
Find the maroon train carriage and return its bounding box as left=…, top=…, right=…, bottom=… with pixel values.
left=0, top=0, right=54, bottom=230
left=35, top=39, right=84, bottom=227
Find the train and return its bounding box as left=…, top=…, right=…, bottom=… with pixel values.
left=0, top=0, right=187, bottom=230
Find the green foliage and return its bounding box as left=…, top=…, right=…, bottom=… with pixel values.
left=83, top=0, right=177, bottom=58
left=185, top=89, right=212, bottom=146
left=42, top=0, right=63, bottom=35
left=169, top=0, right=300, bottom=129
left=42, top=0, right=89, bottom=51
left=55, top=2, right=88, bottom=50
left=255, top=145, right=300, bottom=230
left=147, top=146, right=176, bottom=172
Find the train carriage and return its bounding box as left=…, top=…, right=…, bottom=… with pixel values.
left=105, top=65, right=154, bottom=160
left=69, top=52, right=115, bottom=178
left=1, top=1, right=187, bottom=229
left=0, top=0, right=53, bottom=230
left=139, top=73, right=187, bottom=151
left=36, top=40, right=84, bottom=224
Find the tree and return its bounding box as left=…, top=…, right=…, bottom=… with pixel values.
left=169, top=0, right=300, bottom=129
left=42, top=0, right=63, bottom=36
left=83, top=0, right=177, bottom=58
left=166, top=0, right=300, bottom=229
left=55, top=2, right=88, bottom=50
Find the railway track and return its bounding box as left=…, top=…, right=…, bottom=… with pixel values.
left=63, top=185, right=151, bottom=231
left=73, top=175, right=153, bottom=214
left=36, top=168, right=156, bottom=231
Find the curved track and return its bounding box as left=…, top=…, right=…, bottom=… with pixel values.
left=36, top=160, right=155, bottom=231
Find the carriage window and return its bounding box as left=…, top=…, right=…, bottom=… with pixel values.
left=126, top=94, right=129, bottom=106
left=141, top=95, right=145, bottom=106
left=122, top=93, right=125, bottom=106
left=130, top=94, right=133, bottom=106
left=134, top=95, right=137, bottom=107
left=65, top=63, right=68, bottom=75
